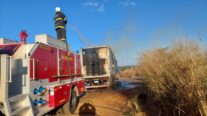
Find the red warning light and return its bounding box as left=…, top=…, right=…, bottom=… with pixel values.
left=19, top=30, right=28, bottom=44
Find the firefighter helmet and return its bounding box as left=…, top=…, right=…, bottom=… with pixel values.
left=55, top=7, right=61, bottom=12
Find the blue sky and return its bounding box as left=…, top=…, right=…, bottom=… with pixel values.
left=1, top=0, right=207, bottom=66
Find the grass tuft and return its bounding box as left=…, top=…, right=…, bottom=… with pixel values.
left=139, top=40, right=207, bottom=116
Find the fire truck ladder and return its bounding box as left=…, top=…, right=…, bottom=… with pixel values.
left=0, top=54, right=34, bottom=116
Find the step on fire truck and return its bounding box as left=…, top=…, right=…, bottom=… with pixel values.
left=0, top=33, right=86, bottom=116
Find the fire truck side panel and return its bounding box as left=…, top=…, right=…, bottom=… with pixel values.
left=69, top=52, right=75, bottom=76
left=29, top=43, right=80, bottom=82
left=48, top=47, right=58, bottom=81
left=76, top=55, right=82, bottom=76
left=59, top=50, right=75, bottom=79
left=30, top=43, right=58, bottom=82
left=49, top=84, right=70, bottom=107
left=28, top=42, right=85, bottom=114
left=59, top=49, right=70, bottom=76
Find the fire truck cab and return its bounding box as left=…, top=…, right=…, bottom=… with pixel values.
left=0, top=34, right=85, bottom=116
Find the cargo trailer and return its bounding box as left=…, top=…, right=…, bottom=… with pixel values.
left=80, top=46, right=118, bottom=89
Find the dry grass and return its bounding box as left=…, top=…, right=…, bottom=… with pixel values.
left=118, top=67, right=140, bottom=78
left=138, top=40, right=207, bottom=116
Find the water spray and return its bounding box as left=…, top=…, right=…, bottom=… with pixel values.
left=69, top=24, right=91, bottom=47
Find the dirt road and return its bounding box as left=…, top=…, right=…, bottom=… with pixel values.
left=55, top=78, right=145, bottom=116
left=72, top=89, right=128, bottom=116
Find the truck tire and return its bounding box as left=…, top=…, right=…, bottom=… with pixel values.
left=110, top=75, right=115, bottom=88
left=69, top=89, right=79, bottom=113
left=62, top=89, right=79, bottom=114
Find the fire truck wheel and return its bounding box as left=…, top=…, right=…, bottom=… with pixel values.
left=62, top=89, right=78, bottom=114
left=69, top=89, right=79, bottom=113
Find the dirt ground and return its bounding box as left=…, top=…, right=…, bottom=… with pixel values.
left=71, top=89, right=128, bottom=116
left=55, top=78, right=146, bottom=116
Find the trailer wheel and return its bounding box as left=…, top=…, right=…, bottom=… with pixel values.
left=62, top=89, right=78, bottom=114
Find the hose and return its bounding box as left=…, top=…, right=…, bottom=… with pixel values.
left=64, top=38, right=74, bottom=101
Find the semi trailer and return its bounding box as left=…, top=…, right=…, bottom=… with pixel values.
left=80, top=46, right=118, bottom=89
left=0, top=33, right=85, bottom=116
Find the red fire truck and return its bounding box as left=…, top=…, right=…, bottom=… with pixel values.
left=0, top=33, right=85, bottom=116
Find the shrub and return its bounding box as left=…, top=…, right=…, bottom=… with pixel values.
left=118, top=67, right=140, bottom=78
left=139, top=40, right=207, bottom=116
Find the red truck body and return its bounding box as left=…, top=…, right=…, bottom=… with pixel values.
left=0, top=34, right=85, bottom=116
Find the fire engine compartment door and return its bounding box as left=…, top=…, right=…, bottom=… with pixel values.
left=36, top=59, right=49, bottom=79
left=49, top=84, right=70, bottom=107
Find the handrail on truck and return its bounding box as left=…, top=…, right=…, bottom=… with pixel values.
left=30, top=58, right=36, bottom=80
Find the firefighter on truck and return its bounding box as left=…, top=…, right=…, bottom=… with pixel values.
left=54, top=7, right=67, bottom=42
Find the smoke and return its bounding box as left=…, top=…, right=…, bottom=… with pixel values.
left=69, top=19, right=139, bottom=66
left=102, top=17, right=139, bottom=66
left=104, top=18, right=138, bottom=51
